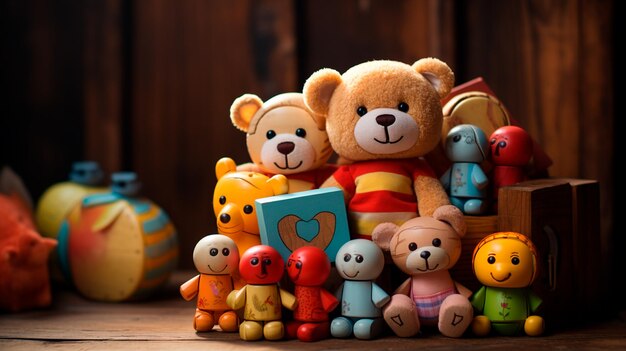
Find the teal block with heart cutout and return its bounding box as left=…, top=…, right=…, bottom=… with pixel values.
left=256, top=187, right=350, bottom=263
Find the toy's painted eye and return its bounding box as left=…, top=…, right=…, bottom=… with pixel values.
left=498, top=141, right=507, bottom=148
left=432, top=238, right=441, bottom=247
left=490, top=138, right=497, bottom=145
left=219, top=196, right=226, bottom=205
left=295, top=128, right=306, bottom=138
left=398, top=102, right=409, bottom=112
left=251, top=257, right=259, bottom=265
left=263, top=258, right=272, bottom=265
left=355, top=255, right=364, bottom=263
left=453, top=135, right=462, bottom=143
left=210, top=248, right=218, bottom=256
left=408, top=242, right=417, bottom=251
left=266, top=130, right=276, bottom=139
left=511, top=257, right=520, bottom=265
left=343, top=253, right=351, bottom=262
left=222, top=248, right=230, bottom=256
left=356, top=106, right=367, bottom=117
left=295, top=261, right=302, bottom=269
left=287, top=260, right=292, bottom=267
left=243, top=205, right=253, bottom=214
left=487, top=256, right=496, bottom=264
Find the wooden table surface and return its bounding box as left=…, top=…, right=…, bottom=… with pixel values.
left=1, top=272, right=625, bottom=351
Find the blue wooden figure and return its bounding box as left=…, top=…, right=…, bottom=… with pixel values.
left=255, top=187, right=350, bottom=264
left=440, top=124, right=489, bottom=215
left=331, top=239, right=390, bottom=340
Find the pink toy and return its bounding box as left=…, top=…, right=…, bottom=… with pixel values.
left=180, top=234, right=240, bottom=332
left=285, top=246, right=339, bottom=342
left=227, top=245, right=297, bottom=341
left=372, top=205, right=473, bottom=337
left=489, top=126, right=533, bottom=206
left=0, top=167, right=57, bottom=312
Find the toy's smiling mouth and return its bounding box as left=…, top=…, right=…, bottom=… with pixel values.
left=374, top=127, right=404, bottom=144
left=342, top=270, right=359, bottom=279
left=274, top=156, right=303, bottom=170
left=208, top=264, right=227, bottom=273
left=416, top=263, right=439, bottom=272
left=256, top=273, right=267, bottom=279
left=490, top=272, right=512, bottom=282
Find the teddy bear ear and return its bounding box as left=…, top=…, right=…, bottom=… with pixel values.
left=372, top=222, right=400, bottom=251
left=215, top=157, right=237, bottom=180
left=267, top=174, right=289, bottom=195
left=433, top=205, right=467, bottom=237
left=230, top=94, right=264, bottom=133
left=303, top=68, right=343, bottom=117
left=412, top=58, right=455, bottom=99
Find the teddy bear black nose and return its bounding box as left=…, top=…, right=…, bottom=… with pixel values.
left=376, top=114, right=396, bottom=127
left=277, top=141, right=295, bottom=155
left=420, top=251, right=431, bottom=259
left=220, top=213, right=231, bottom=223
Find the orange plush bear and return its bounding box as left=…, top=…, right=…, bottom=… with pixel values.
left=0, top=167, right=57, bottom=312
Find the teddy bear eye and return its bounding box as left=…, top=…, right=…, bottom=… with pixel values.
left=432, top=238, right=441, bottom=247
left=219, top=195, right=226, bottom=205
left=266, top=130, right=276, bottom=139
left=243, top=205, right=253, bottom=214
left=356, top=106, right=368, bottom=117
left=295, top=128, right=307, bottom=138
left=398, top=102, right=409, bottom=112
left=408, top=242, right=417, bottom=251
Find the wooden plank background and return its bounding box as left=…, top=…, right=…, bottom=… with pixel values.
left=1, top=0, right=616, bottom=297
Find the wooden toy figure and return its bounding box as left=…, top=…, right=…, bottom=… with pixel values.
left=440, top=124, right=490, bottom=215
left=180, top=234, right=240, bottom=332
left=372, top=205, right=473, bottom=338
left=470, top=232, right=544, bottom=336
left=213, top=157, right=288, bottom=257
left=331, top=239, right=390, bottom=340
left=489, top=126, right=533, bottom=207
left=227, top=245, right=297, bottom=341
left=285, top=246, right=339, bottom=342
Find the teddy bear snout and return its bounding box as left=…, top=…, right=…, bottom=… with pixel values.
left=420, top=250, right=431, bottom=259
left=375, top=114, right=396, bottom=127
left=277, top=141, right=295, bottom=155
left=219, top=213, right=231, bottom=224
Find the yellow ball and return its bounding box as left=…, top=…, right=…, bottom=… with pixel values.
left=524, top=315, right=545, bottom=336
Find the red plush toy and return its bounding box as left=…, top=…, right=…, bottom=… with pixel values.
left=0, top=167, right=57, bottom=312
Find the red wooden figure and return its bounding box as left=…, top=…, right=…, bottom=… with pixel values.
left=489, top=126, right=533, bottom=207
left=285, top=246, right=339, bottom=342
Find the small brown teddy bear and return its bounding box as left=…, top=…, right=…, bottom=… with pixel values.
left=230, top=92, right=336, bottom=193
left=303, top=58, right=454, bottom=239
left=372, top=205, right=473, bottom=338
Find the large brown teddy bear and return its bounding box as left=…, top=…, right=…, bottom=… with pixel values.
left=230, top=92, right=336, bottom=193
left=303, top=58, right=455, bottom=239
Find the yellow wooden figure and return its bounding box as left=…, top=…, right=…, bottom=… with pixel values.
left=227, top=245, right=297, bottom=341
left=180, top=234, right=240, bottom=332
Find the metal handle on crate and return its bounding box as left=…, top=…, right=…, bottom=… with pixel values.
left=543, top=225, right=559, bottom=291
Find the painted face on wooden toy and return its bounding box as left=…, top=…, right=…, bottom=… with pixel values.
left=335, top=239, right=385, bottom=281
left=472, top=232, right=538, bottom=288
left=239, top=245, right=285, bottom=285
left=192, top=234, right=239, bottom=275
left=445, top=124, right=489, bottom=163
left=287, top=246, right=331, bottom=286
left=489, top=126, right=533, bottom=166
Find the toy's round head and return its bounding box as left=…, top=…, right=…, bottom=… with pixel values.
left=489, top=126, right=533, bottom=166
left=373, top=205, right=466, bottom=275
left=303, top=58, right=454, bottom=161
left=192, top=234, right=239, bottom=275
left=239, top=245, right=285, bottom=285
left=335, top=239, right=385, bottom=281
left=213, top=158, right=288, bottom=254
left=230, top=93, right=332, bottom=175
left=445, top=124, right=489, bottom=163
left=472, top=232, right=539, bottom=288
left=287, top=246, right=331, bottom=286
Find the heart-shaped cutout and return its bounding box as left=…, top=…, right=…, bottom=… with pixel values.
left=295, top=219, right=320, bottom=242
